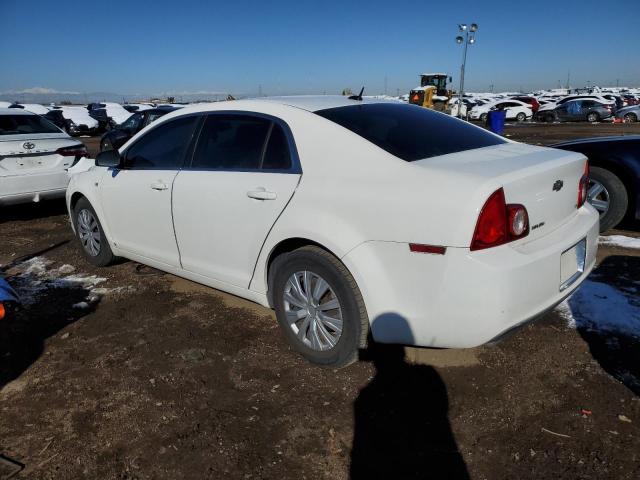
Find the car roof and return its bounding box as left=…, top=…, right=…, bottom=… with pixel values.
left=254, top=95, right=398, bottom=112
left=0, top=107, right=36, bottom=116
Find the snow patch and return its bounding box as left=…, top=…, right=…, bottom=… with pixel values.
left=556, top=280, right=640, bottom=338
left=599, top=235, right=640, bottom=249
left=5, top=256, right=122, bottom=306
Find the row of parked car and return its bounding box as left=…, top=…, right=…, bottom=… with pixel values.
left=463, top=91, right=640, bottom=124
left=0, top=101, right=183, bottom=139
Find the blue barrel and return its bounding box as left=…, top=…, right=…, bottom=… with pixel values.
left=487, top=110, right=506, bottom=135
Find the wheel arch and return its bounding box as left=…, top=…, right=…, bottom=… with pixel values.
left=262, top=237, right=348, bottom=308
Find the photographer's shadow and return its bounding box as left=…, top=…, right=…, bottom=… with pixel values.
left=351, top=314, right=469, bottom=480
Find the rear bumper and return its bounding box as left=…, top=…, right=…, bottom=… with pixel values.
left=342, top=204, right=600, bottom=348
left=0, top=171, right=69, bottom=205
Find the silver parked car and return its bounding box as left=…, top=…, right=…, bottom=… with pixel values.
left=616, top=105, right=640, bottom=123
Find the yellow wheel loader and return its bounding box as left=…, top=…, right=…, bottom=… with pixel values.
left=408, top=73, right=453, bottom=111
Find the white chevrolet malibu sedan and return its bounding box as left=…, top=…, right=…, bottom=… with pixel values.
left=1, top=108, right=87, bottom=205
left=66, top=97, right=599, bottom=367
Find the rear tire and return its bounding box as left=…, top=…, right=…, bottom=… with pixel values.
left=480, top=113, right=488, bottom=123
left=73, top=197, right=116, bottom=266
left=546, top=113, right=556, bottom=123
left=516, top=112, right=527, bottom=122
left=269, top=246, right=368, bottom=368
left=623, top=112, right=637, bottom=123
left=588, top=167, right=628, bottom=232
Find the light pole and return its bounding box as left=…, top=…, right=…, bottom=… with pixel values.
left=455, top=23, right=477, bottom=118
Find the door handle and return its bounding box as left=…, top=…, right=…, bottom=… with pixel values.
left=150, top=182, right=168, bottom=191
left=247, top=188, right=277, bottom=200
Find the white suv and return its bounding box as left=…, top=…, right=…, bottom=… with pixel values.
left=0, top=108, right=87, bottom=205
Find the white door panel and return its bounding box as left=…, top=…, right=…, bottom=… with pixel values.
left=172, top=171, right=300, bottom=287
left=100, top=169, right=180, bottom=266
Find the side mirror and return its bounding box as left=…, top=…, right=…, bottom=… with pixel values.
left=95, top=149, right=122, bottom=168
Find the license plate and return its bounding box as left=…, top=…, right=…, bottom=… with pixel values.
left=560, top=238, right=586, bottom=291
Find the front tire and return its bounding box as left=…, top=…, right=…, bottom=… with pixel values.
left=269, top=246, right=368, bottom=368
left=588, top=167, right=628, bottom=232
left=480, top=113, right=488, bottom=123
left=73, top=197, right=116, bottom=266
left=623, top=112, right=637, bottom=123
left=587, top=112, right=600, bottom=123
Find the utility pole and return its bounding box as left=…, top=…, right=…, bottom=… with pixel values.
left=455, top=23, right=478, bottom=118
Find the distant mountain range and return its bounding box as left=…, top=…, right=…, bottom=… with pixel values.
left=0, top=90, right=233, bottom=105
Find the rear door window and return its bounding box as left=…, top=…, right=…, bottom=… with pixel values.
left=124, top=115, right=199, bottom=169
left=191, top=114, right=272, bottom=170
left=316, top=103, right=505, bottom=161
left=262, top=124, right=292, bottom=170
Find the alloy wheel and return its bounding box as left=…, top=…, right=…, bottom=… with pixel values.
left=587, top=179, right=610, bottom=216
left=283, top=271, right=343, bottom=351
left=77, top=209, right=101, bottom=256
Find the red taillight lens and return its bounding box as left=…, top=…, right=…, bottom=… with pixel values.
left=471, top=189, right=508, bottom=250
left=56, top=145, right=88, bottom=157
left=0, top=303, right=5, bottom=321
left=577, top=161, right=589, bottom=208
left=471, top=188, right=529, bottom=251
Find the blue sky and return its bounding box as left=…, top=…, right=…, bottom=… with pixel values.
left=1, top=0, right=639, bottom=96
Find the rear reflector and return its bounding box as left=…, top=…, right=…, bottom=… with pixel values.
left=409, top=244, right=446, bottom=255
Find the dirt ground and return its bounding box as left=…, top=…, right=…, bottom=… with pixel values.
left=1, top=123, right=640, bottom=480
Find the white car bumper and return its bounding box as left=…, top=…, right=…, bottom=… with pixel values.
left=343, top=204, right=599, bottom=348
left=0, top=171, right=70, bottom=205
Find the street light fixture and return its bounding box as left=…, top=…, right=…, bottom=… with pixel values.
left=455, top=22, right=478, bottom=118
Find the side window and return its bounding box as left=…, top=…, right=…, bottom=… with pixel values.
left=124, top=115, right=198, bottom=169
left=192, top=115, right=271, bottom=170
left=262, top=123, right=292, bottom=170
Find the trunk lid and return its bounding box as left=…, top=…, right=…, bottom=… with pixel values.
left=0, top=136, right=81, bottom=175
left=414, top=142, right=587, bottom=244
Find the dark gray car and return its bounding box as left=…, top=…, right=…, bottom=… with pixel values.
left=544, top=99, right=613, bottom=123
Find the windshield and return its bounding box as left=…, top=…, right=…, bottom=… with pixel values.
left=120, top=113, right=143, bottom=130
left=0, top=114, right=61, bottom=135
left=315, top=103, right=505, bottom=161
left=421, top=76, right=447, bottom=90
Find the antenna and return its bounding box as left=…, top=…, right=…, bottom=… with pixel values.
left=348, top=86, right=365, bottom=101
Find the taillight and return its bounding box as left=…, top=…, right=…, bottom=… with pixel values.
left=56, top=145, right=88, bottom=157
left=577, top=161, right=589, bottom=208
left=0, top=303, right=5, bottom=321
left=470, top=188, right=529, bottom=251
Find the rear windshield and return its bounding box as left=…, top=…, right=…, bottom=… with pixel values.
left=315, top=103, right=505, bottom=161
left=0, top=114, right=61, bottom=135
